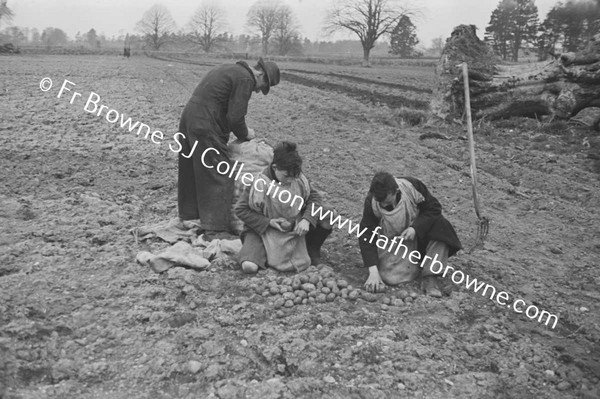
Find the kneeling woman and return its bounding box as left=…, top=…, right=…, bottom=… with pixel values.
left=235, top=142, right=332, bottom=273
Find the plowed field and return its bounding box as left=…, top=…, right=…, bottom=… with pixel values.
left=1, top=54, right=599, bottom=399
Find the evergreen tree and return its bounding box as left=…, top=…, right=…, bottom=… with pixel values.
left=536, top=8, right=562, bottom=60
left=86, top=28, right=98, bottom=48
left=541, top=0, right=600, bottom=53
left=389, top=15, right=418, bottom=58
left=485, top=2, right=513, bottom=60
left=485, top=0, right=539, bottom=62
left=512, top=0, right=539, bottom=61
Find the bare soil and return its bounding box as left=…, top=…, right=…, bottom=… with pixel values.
left=1, top=54, right=600, bottom=399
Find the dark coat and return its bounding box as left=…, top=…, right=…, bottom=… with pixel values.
left=359, top=176, right=463, bottom=267
left=179, top=61, right=256, bottom=144
left=177, top=61, right=257, bottom=229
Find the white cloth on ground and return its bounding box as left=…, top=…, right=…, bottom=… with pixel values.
left=136, top=235, right=242, bottom=273
left=132, top=217, right=201, bottom=244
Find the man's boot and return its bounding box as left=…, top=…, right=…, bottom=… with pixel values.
left=422, top=276, right=443, bottom=298
left=305, top=225, right=332, bottom=265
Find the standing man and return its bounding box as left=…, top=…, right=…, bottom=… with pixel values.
left=177, top=58, right=280, bottom=233
left=359, top=172, right=462, bottom=297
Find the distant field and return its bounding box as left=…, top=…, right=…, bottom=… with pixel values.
left=152, top=52, right=437, bottom=111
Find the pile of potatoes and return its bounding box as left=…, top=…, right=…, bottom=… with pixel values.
left=257, top=272, right=358, bottom=308
left=252, top=266, right=420, bottom=309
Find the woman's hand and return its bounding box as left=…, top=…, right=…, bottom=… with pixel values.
left=294, top=219, right=310, bottom=236
left=364, top=266, right=386, bottom=293
left=399, top=227, right=416, bottom=241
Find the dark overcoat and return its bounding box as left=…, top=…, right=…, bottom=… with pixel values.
left=178, top=61, right=256, bottom=231
left=359, top=176, right=463, bottom=267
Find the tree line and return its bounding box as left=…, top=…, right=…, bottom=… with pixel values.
left=129, top=1, right=422, bottom=63
left=0, top=0, right=422, bottom=64
left=485, top=0, right=600, bottom=62
left=0, top=0, right=598, bottom=64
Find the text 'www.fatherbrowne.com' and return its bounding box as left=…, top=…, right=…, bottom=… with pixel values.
left=309, top=203, right=559, bottom=329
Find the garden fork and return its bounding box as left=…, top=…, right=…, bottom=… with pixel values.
left=462, top=63, right=490, bottom=252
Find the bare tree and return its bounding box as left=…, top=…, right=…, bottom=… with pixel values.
left=273, top=5, right=302, bottom=55
left=135, top=4, right=176, bottom=50
left=2, top=26, right=27, bottom=46
left=247, top=0, right=283, bottom=55
left=325, top=0, right=418, bottom=66
left=41, top=27, right=68, bottom=49
left=430, top=36, right=444, bottom=56
left=188, top=1, right=226, bottom=52
left=0, top=0, right=14, bottom=30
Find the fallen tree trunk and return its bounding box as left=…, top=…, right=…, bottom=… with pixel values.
left=431, top=25, right=600, bottom=128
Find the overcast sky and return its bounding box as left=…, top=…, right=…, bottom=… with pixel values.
left=9, top=0, right=558, bottom=47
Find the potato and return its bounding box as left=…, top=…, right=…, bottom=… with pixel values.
left=347, top=285, right=354, bottom=291
left=280, top=286, right=290, bottom=293
left=326, top=280, right=337, bottom=290
left=302, top=298, right=308, bottom=305
left=404, top=296, right=413, bottom=303
left=331, top=287, right=340, bottom=295
left=274, top=298, right=285, bottom=308
left=361, top=292, right=378, bottom=302
left=284, top=300, right=294, bottom=308
left=409, top=291, right=418, bottom=299
left=308, top=290, right=318, bottom=298
left=341, top=288, right=349, bottom=298
left=295, top=290, right=307, bottom=299
left=382, top=297, right=391, bottom=305
left=326, top=293, right=336, bottom=302
left=307, top=297, right=316, bottom=305
left=398, top=290, right=409, bottom=300
left=299, top=274, right=309, bottom=284
left=308, top=274, right=320, bottom=285
left=337, top=279, right=349, bottom=289
left=291, top=278, right=302, bottom=290
left=269, top=286, right=280, bottom=295
left=318, top=265, right=334, bottom=275
left=321, top=287, right=331, bottom=294
left=348, top=290, right=359, bottom=300
left=262, top=290, right=270, bottom=297
left=281, top=277, right=292, bottom=286
left=316, top=294, right=327, bottom=303
left=391, top=298, right=404, bottom=306
left=293, top=296, right=303, bottom=305
left=283, top=292, right=295, bottom=301
left=316, top=281, right=324, bottom=290
left=302, top=283, right=316, bottom=292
